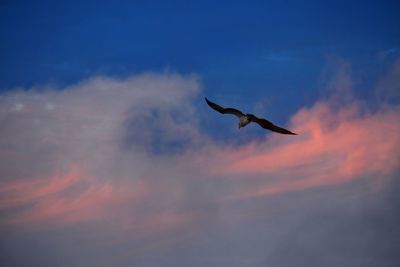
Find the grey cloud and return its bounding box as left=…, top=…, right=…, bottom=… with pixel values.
left=0, top=70, right=399, bottom=267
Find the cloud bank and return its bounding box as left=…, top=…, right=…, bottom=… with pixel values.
left=0, top=67, right=399, bottom=266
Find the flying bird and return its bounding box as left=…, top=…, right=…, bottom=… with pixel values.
left=205, top=97, right=297, bottom=135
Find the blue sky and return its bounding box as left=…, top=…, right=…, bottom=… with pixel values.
left=0, top=1, right=400, bottom=266
left=2, top=1, right=399, bottom=98
left=1, top=0, right=399, bottom=138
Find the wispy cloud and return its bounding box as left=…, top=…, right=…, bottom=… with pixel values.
left=0, top=73, right=206, bottom=231
left=214, top=101, right=399, bottom=199
left=0, top=66, right=399, bottom=266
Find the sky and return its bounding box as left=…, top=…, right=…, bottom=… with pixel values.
left=0, top=1, right=400, bottom=266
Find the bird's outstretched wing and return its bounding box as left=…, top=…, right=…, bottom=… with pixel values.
left=205, top=98, right=244, bottom=117
left=247, top=114, right=297, bottom=135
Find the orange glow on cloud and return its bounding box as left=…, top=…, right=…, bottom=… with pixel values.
left=0, top=166, right=149, bottom=228
left=0, top=167, right=81, bottom=209
left=1, top=96, right=398, bottom=236
left=0, top=161, right=203, bottom=237
left=215, top=102, right=400, bottom=199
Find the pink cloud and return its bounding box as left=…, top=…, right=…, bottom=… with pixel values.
left=1, top=72, right=398, bottom=257
left=0, top=167, right=82, bottom=209
left=0, top=165, right=202, bottom=241
left=0, top=166, right=149, bottom=228
left=1, top=100, right=398, bottom=234
left=213, top=102, right=400, bottom=199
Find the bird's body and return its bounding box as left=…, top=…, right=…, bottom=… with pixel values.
left=205, top=97, right=297, bottom=135
left=239, top=115, right=251, bottom=128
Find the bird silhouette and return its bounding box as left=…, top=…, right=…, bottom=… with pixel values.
left=205, top=97, right=297, bottom=135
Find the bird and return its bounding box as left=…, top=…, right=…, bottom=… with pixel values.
left=205, top=97, right=297, bottom=135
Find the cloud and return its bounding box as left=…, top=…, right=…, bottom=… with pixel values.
left=0, top=67, right=399, bottom=266
left=213, top=101, right=399, bottom=199
left=0, top=73, right=210, bottom=230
